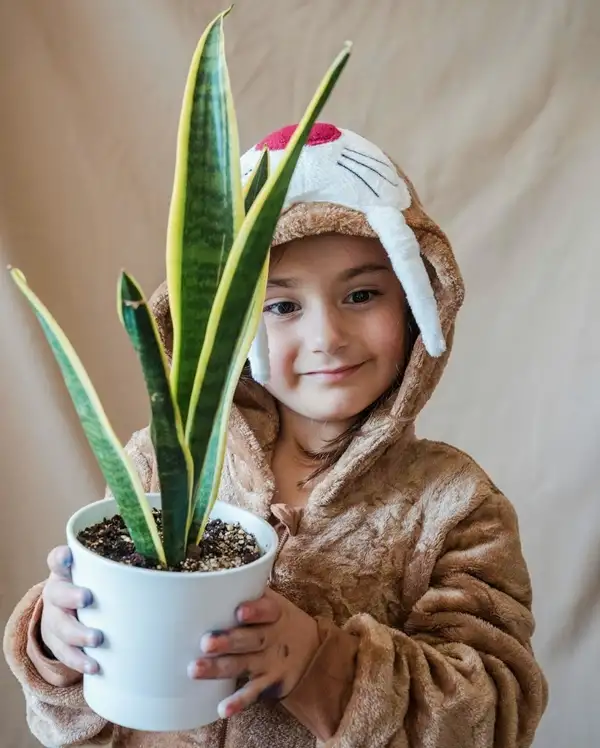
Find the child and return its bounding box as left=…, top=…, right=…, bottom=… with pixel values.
left=3, top=123, right=548, bottom=747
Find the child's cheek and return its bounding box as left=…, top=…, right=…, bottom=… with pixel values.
left=265, top=330, right=297, bottom=385
left=371, top=307, right=406, bottom=360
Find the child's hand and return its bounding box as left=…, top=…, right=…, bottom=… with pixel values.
left=188, top=588, right=320, bottom=719
left=40, top=545, right=103, bottom=674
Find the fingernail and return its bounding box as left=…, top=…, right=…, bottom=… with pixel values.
left=81, top=589, right=93, bottom=607
left=218, top=698, right=240, bottom=719
left=84, top=660, right=98, bottom=675
left=88, top=629, right=103, bottom=647
left=62, top=549, right=73, bottom=567
left=200, top=634, right=219, bottom=654
left=217, top=700, right=229, bottom=719
left=236, top=606, right=249, bottom=623
left=187, top=660, right=207, bottom=679
left=259, top=681, right=283, bottom=702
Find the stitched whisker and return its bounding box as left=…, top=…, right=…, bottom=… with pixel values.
left=337, top=161, right=379, bottom=197
left=343, top=146, right=394, bottom=170
left=340, top=152, right=399, bottom=186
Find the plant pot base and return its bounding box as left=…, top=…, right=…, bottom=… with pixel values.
left=82, top=670, right=233, bottom=732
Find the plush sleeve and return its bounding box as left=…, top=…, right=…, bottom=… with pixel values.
left=285, top=489, right=548, bottom=747
left=2, top=429, right=153, bottom=747
left=3, top=583, right=113, bottom=748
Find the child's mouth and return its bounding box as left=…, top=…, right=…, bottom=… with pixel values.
left=304, top=362, right=365, bottom=382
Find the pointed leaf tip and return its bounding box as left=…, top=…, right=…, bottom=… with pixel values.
left=167, top=3, right=244, bottom=427
left=9, top=267, right=26, bottom=284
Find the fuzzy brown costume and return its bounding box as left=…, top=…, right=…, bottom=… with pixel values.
left=3, top=131, right=547, bottom=747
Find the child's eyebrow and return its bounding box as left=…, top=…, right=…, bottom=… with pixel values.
left=267, top=276, right=297, bottom=288
left=267, top=263, right=389, bottom=288
left=338, top=263, right=389, bottom=281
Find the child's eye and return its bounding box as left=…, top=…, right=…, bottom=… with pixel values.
left=346, top=289, right=380, bottom=304
left=264, top=300, right=299, bottom=316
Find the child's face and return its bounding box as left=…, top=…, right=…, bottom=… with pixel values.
left=262, top=233, right=408, bottom=425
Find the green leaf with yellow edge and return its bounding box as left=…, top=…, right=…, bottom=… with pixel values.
left=242, top=146, right=270, bottom=213
left=118, top=272, right=193, bottom=567
left=185, top=42, right=352, bottom=518
left=189, top=148, right=270, bottom=541
left=166, top=5, right=244, bottom=428
left=9, top=267, right=164, bottom=565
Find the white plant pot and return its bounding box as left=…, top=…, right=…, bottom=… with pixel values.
left=66, top=493, right=278, bottom=732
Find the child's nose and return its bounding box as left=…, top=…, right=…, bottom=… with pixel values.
left=308, top=306, right=348, bottom=354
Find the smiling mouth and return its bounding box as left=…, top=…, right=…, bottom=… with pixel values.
left=303, top=362, right=365, bottom=379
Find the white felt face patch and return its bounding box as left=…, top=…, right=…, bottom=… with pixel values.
left=240, top=123, right=445, bottom=385
left=241, top=124, right=413, bottom=215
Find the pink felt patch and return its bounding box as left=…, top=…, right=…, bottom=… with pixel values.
left=255, top=122, right=342, bottom=151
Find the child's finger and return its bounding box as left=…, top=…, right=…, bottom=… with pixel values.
left=200, top=625, right=271, bottom=655
left=47, top=546, right=73, bottom=580
left=236, top=594, right=281, bottom=625
left=44, top=579, right=93, bottom=612
left=45, top=634, right=100, bottom=675
left=52, top=608, right=104, bottom=650
left=217, top=677, right=283, bottom=719
left=188, top=652, right=264, bottom=681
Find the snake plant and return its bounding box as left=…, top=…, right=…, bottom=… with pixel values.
left=8, top=8, right=351, bottom=568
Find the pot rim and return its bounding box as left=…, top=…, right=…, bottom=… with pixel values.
left=66, top=495, right=279, bottom=579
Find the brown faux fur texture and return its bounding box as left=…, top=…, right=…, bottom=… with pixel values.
left=3, top=160, right=548, bottom=748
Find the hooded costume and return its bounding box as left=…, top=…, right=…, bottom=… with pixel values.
left=3, top=124, right=547, bottom=748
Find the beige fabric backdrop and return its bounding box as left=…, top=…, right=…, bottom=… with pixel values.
left=1, top=1, right=599, bottom=746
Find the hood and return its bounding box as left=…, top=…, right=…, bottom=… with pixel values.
left=147, top=125, right=464, bottom=503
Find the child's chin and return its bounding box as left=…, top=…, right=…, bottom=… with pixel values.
left=309, top=399, right=370, bottom=423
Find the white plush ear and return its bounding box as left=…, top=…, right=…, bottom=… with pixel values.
left=248, top=317, right=271, bottom=384
left=365, top=206, right=445, bottom=357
